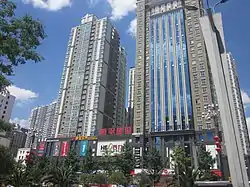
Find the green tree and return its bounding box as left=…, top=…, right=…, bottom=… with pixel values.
left=80, top=173, right=92, bottom=187
left=135, top=172, right=152, bottom=187
left=64, top=149, right=79, bottom=173
left=144, top=148, right=164, bottom=186
left=26, top=156, right=50, bottom=186
left=198, top=144, right=215, bottom=170
left=82, top=148, right=98, bottom=174
left=98, top=149, right=117, bottom=177
left=171, top=146, right=201, bottom=187
left=92, top=173, right=107, bottom=184
left=0, top=145, right=15, bottom=183
left=0, top=0, right=46, bottom=91
left=197, top=144, right=219, bottom=181
left=108, top=171, right=126, bottom=185
left=42, top=164, right=76, bottom=187
left=116, top=141, right=135, bottom=184
left=0, top=120, right=13, bottom=132
left=7, top=161, right=30, bottom=187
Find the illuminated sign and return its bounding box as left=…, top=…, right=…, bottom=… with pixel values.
left=99, top=126, right=132, bottom=136
left=60, top=141, right=69, bottom=157
left=97, top=140, right=126, bottom=156
left=71, top=136, right=97, bottom=141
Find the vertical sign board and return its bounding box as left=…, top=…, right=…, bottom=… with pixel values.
left=53, top=141, right=61, bottom=156
left=80, top=140, right=88, bottom=156
left=37, top=141, right=45, bottom=157
left=60, top=141, right=69, bottom=157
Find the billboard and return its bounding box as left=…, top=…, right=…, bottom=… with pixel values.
left=80, top=140, right=88, bottom=156
left=37, top=141, right=45, bottom=157
left=97, top=140, right=126, bottom=156
left=60, top=141, right=69, bottom=157
left=52, top=141, right=60, bottom=156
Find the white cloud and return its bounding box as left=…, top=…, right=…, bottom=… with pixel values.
left=22, top=0, right=72, bottom=11
left=241, top=90, right=250, bottom=107
left=106, top=0, right=136, bottom=20
left=128, top=18, right=136, bottom=37
left=7, top=85, right=38, bottom=107
left=88, top=0, right=101, bottom=7
left=10, top=118, right=29, bottom=129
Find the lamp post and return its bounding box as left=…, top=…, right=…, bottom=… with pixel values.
left=201, top=103, right=224, bottom=180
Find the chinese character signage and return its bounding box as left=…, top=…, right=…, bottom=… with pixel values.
left=71, top=136, right=97, bottom=141
left=99, top=126, right=132, bottom=136
left=80, top=140, right=88, bottom=156
left=60, top=141, right=69, bottom=157
left=52, top=141, right=60, bottom=156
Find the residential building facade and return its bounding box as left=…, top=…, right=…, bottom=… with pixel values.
left=226, top=53, right=250, bottom=155
left=7, top=127, right=28, bottom=157
left=25, top=102, right=57, bottom=149
left=127, top=67, right=135, bottom=126
left=55, top=14, right=126, bottom=138
left=0, top=92, right=15, bottom=122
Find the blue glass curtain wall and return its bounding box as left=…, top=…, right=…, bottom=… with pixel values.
left=150, top=9, right=192, bottom=132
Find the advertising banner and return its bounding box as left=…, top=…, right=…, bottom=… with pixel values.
left=52, top=141, right=60, bottom=156
left=37, top=141, right=45, bottom=157
left=80, top=140, right=88, bottom=156
left=60, top=141, right=69, bottom=157
left=97, top=140, right=126, bottom=156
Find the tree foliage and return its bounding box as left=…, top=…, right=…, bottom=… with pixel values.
left=0, top=0, right=46, bottom=91
left=0, top=120, right=14, bottom=132
left=0, top=145, right=15, bottom=182
left=143, top=148, right=164, bottom=185
left=116, top=141, right=135, bottom=183
left=7, top=161, right=30, bottom=187
left=198, top=144, right=215, bottom=171
left=108, top=171, right=126, bottom=185
left=82, top=148, right=97, bottom=174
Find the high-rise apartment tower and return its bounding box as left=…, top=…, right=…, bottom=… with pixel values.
left=134, top=0, right=215, bottom=154
left=226, top=52, right=250, bottom=156
left=127, top=67, right=135, bottom=126
left=55, top=14, right=126, bottom=138
left=25, top=102, right=57, bottom=148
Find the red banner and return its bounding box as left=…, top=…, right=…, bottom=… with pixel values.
left=60, top=141, right=69, bottom=157
left=37, top=141, right=45, bottom=157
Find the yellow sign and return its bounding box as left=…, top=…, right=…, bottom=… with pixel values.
left=74, top=136, right=97, bottom=141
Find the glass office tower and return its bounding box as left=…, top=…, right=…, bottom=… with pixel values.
left=134, top=0, right=215, bottom=158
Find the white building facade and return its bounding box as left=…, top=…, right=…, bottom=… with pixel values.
left=55, top=14, right=126, bottom=138
left=0, top=92, right=15, bottom=122
left=25, top=102, right=57, bottom=148
left=226, top=52, right=250, bottom=155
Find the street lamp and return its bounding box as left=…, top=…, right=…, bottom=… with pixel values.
left=201, top=104, right=224, bottom=180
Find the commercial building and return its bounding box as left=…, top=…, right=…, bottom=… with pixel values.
left=55, top=14, right=126, bottom=138
left=133, top=0, right=215, bottom=159
left=225, top=52, right=250, bottom=156
left=7, top=127, right=28, bottom=157
left=0, top=92, right=15, bottom=122
left=25, top=102, right=57, bottom=149
left=127, top=67, right=135, bottom=126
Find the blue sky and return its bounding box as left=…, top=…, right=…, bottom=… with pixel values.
left=8, top=0, right=250, bottom=128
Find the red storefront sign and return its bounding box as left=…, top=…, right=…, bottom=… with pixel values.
left=116, top=127, right=123, bottom=135
left=37, top=141, right=45, bottom=157
left=99, top=126, right=133, bottom=136
left=60, top=141, right=69, bottom=157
